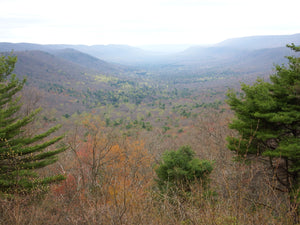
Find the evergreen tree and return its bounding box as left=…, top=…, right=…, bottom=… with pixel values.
left=227, top=44, right=300, bottom=204
left=155, top=145, right=213, bottom=193
left=0, top=54, right=67, bottom=195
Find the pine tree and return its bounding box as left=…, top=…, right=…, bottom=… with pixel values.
left=0, top=54, right=68, bottom=195
left=155, top=145, right=213, bottom=193
left=227, top=44, right=300, bottom=209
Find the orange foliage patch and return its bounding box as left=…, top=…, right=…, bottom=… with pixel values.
left=52, top=174, right=76, bottom=196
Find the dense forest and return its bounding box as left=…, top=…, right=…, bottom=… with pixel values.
left=0, top=35, right=300, bottom=224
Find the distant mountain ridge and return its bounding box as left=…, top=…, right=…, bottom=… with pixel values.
left=1, top=33, right=299, bottom=66
left=0, top=33, right=299, bottom=76
left=0, top=42, right=159, bottom=65
left=216, top=33, right=300, bottom=49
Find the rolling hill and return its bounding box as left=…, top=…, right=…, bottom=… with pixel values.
left=4, top=50, right=137, bottom=115
left=52, top=48, right=129, bottom=74
left=1, top=33, right=299, bottom=69
left=13, top=50, right=95, bottom=84
left=169, top=46, right=296, bottom=74
left=215, top=33, right=300, bottom=49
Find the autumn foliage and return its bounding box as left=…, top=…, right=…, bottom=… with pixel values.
left=2, top=47, right=300, bottom=224
left=49, top=114, right=155, bottom=223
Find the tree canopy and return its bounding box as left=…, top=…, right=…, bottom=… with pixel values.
left=227, top=44, right=300, bottom=197
left=155, top=145, right=213, bottom=193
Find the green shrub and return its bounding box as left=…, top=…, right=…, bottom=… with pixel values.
left=155, top=146, right=213, bottom=193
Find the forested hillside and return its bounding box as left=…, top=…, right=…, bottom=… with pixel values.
left=0, top=34, right=300, bottom=224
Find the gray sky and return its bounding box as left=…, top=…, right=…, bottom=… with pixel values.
left=0, top=0, right=299, bottom=46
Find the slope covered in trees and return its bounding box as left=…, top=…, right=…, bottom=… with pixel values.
left=0, top=36, right=300, bottom=224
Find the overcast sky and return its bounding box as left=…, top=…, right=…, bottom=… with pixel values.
left=0, top=0, right=299, bottom=46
